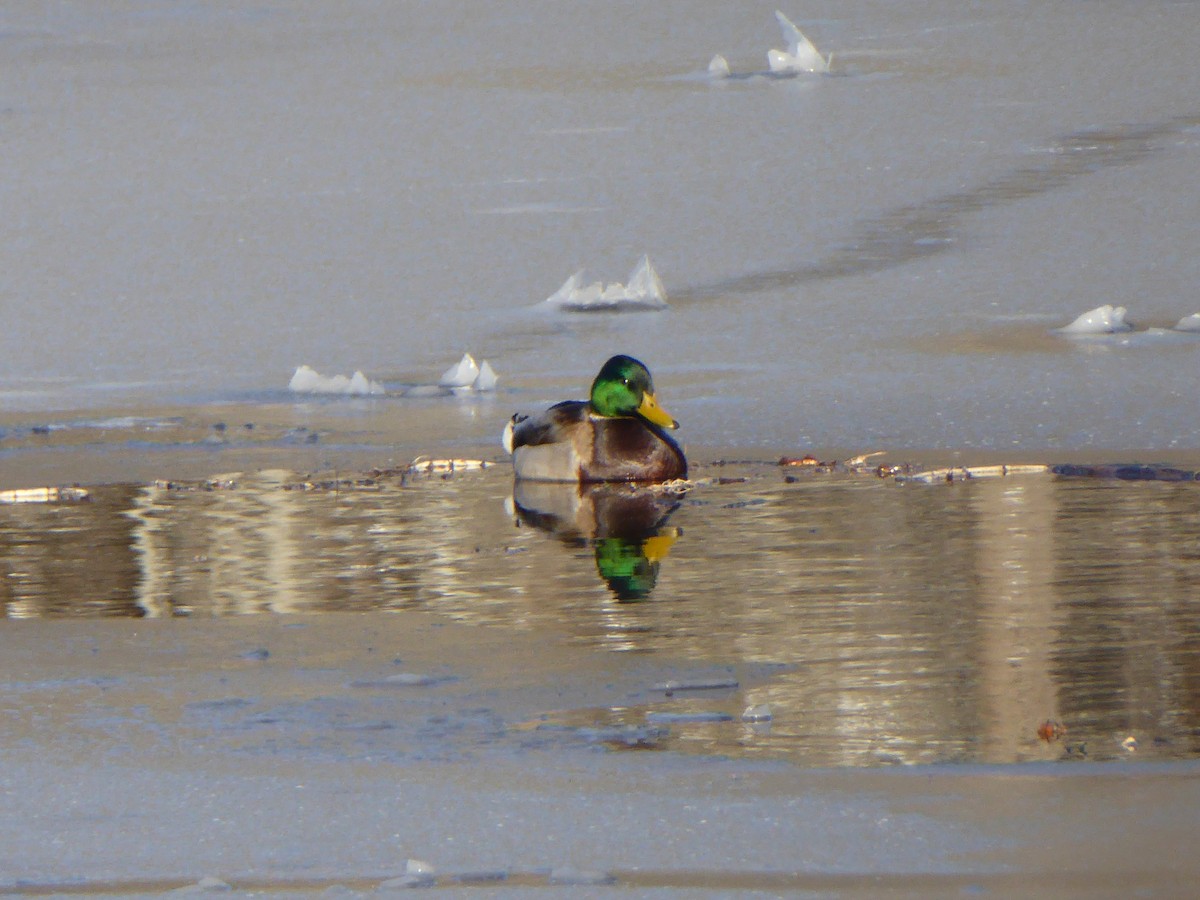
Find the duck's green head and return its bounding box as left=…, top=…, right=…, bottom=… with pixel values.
left=589, top=355, right=679, bottom=429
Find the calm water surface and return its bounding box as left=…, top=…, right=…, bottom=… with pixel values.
left=5, top=463, right=1199, bottom=769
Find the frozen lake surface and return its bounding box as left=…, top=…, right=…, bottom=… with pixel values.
left=3, top=0, right=1199, bottom=454
left=3, top=5, right=1200, bottom=893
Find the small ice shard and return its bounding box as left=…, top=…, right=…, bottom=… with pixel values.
left=768, top=10, right=830, bottom=75
left=625, top=254, right=667, bottom=303
left=472, top=359, right=498, bottom=391
left=742, top=703, right=773, bottom=722
left=288, top=364, right=384, bottom=395
left=289, top=364, right=327, bottom=392
left=347, top=371, right=380, bottom=394
left=1058, top=305, right=1133, bottom=334
left=288, top=365, right=328, bottom=392
left=439, top=352, right=480, bottom=388
left=1175, top=313, right=1200, bottom=332
left=546, top=270, right=584, bottom=305
left=543, top=255, right=668, bottom=311
left=707, top=53, right=731, bottom=78
left=435, top=353, right=497, bottom=391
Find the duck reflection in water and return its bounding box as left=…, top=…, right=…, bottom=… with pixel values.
left=510, top=480, right=684, bottom=601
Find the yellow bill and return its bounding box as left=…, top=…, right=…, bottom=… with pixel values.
left=642, top=532, right=679, bottom=564
left=637, top=391, right=679, bottom=429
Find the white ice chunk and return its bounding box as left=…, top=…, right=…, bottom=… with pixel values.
left=768, top=10, right=829, bottom=75
left=600, top=280, right=628, bottom=302
left=572, top=280, right=604, bottom=306
left=542, top=255, right=668, bottom=311
left=707, top=54, right=731, bottom=78
left=1174, top=313, right=1200, bottom=332
left=742, top=703, right=773, bottom=722
left=347, top=371, right=378, bottom=394
left=624, top=254, right=667, bottom=303
left=472, top=359, right=498, bottom=391
left=1058, top=305, right=1133, bottom=334
left=289, top=364, right=330, bottom=392
left=439, top=353, right=480, bottom=388
left=289, top=364, right=384, bottom=395
left=546, top=271, right=584, bottom=305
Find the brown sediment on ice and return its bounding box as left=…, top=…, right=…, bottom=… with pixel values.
left=8, top=455, right=1200, bottom=504
left=5, top=397, right=1200, bottom=492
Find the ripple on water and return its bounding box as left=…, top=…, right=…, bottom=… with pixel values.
left=3, top=461, right=1200, bottom=767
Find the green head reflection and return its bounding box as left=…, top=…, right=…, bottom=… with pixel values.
left=592, top=530, right=679, bottom=602
left=509, top=481, right=684, bottom=601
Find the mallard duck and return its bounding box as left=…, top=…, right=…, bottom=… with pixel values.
left=501, top=355, right=687, bottom=482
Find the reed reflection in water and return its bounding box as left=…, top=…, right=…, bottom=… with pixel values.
left=2, top=465, right=1199, bottom=767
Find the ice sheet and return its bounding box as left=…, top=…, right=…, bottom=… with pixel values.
left=2, top=1, right=1200, bottom=452
left=2, top=613, right=1199, bottom=894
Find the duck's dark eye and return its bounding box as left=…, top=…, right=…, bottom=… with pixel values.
left=622, top=378, right=630, bottom=385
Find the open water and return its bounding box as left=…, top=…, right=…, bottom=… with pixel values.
left=4, top=462, right=1200, bottom=770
